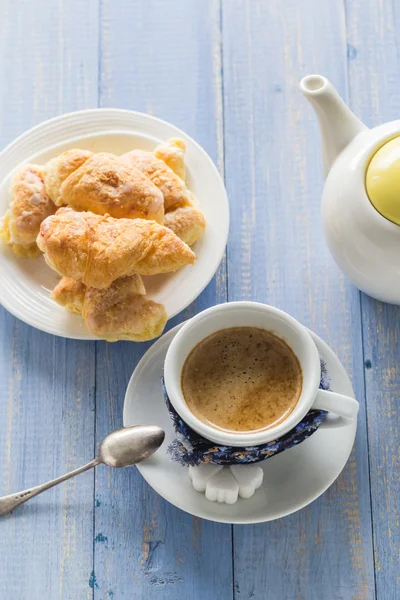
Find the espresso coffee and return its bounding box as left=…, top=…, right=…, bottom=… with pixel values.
left=181, top=327, right=302, bottom=433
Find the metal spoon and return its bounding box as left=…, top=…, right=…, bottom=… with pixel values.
left=0, top=425, right=164, bottom=516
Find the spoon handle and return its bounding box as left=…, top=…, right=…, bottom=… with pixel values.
left=0, top=458, right=99, bottom=516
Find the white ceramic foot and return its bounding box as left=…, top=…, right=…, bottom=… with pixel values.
left=229, top=464, right=264, bottom=499
left=188, top=463, right=223, bottom=492
left=205, top=468, right=239, bottom=504
left=189, top=463, right=264, bottom=504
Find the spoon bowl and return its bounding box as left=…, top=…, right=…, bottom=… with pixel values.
left=98, top=425, right=165, bottom=468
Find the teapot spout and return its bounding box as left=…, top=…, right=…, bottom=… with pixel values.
left=300, top=75, right=367, bottom=176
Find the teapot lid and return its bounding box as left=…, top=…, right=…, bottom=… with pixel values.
left=366, top=137, right=400, bottom=225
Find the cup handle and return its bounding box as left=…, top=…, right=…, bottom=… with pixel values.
left=311, top=389, right=359, bottom=429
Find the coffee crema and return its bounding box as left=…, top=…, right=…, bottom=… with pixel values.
left=181, top=327, right=302, bottom=433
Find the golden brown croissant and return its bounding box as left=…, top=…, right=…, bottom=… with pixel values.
left=0, top=164, right=56, bottom=258
left=43, top=149, right=93, bottom=205
left=59, top=152, right=164, bottom=222
left=122, top=148, right=191, bottom=212
left=51, top=277, right=86, bottom=314
left=38, top=208, right=195, bottom=288
left=164, top=205, right=206, bottom=246
left=154, top=138, right=186, bottom=180
left=52, top=275, right=167, bottom=341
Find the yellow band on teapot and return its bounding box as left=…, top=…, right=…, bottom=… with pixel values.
left=366, top=137, right=400, bottom=225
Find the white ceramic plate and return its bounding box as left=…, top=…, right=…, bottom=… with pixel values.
left=124, top=323, right=357, bottom=524
left=0, top=110, right=229, bottom=339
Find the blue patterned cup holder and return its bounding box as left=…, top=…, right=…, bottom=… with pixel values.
left=162, top=358, right=329, bottom=467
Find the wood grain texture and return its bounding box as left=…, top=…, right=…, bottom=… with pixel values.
left=93, top=2, right=231, bottom=599
left=346, top=0, right=400, bottom=596
left=222, top=0, right=375, bottom=598
left=0, top=0, right=98, bottom=597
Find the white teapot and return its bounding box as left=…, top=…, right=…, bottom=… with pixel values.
left=300, top=74, right=400, bottom=304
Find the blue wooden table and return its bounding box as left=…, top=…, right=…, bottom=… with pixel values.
left=0, top=1, right=399, bottom=598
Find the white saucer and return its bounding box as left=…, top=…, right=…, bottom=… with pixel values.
left=0, top=109, right=229, bottom=339
left=124, top=323, right=357, bottom=524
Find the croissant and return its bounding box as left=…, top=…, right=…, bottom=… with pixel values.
left=0, top=164, right=56, bottom=258
left=43, top=149, right=93, bottom=205
left=52, top=275, right=167, bottom=341
left=51, top=276, right=86, bottom=314
left=154, top=138, right=186, bottom=180
left=37, top=208, right=195, bottom=288
left=164, top=205, right=206, bottom=246
left=59, top=153, right=164, bottom=222
left=122, top=148, right=191, bottom=212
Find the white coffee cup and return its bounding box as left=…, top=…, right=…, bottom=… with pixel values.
left=164, top=302, right=359, bottom=447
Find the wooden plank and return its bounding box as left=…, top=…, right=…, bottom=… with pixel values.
left=93, top=2, right=231, bottom=599
left=222, top=0, right=375, bottom=598
left=0, top=0, right=99, bottom=597
left=346, top=0, right=400, bottom=596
